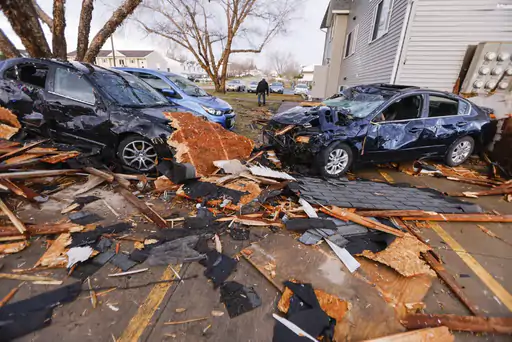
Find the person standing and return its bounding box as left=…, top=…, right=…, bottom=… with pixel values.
left=256, top=78, right=269, bottom=106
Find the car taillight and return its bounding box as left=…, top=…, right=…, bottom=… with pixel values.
left=489, top=113, right=496, bottom=119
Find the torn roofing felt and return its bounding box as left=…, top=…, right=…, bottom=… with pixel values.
left=291, top=176, right=483, bottom=213
left=163, top=112, right=254, bottom=176
left=220, top=281, right=262, bottom=318
left=0, top=282, right=81, bottom=341
left=180, top=180, right=248, bottom=204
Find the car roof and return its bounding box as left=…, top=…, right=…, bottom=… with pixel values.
left=354, top=83, right=461, bottom=99
left=115, top=67, right=181, bottom=77
left=3, top=57, right=126, bottom=76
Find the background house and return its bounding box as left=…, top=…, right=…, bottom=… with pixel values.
left=67, top=50, right=184, bottom=73
left=313, top=0, right=512, bottom=99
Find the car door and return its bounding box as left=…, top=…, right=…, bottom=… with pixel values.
left=364, top=94, right=427, bottom=162
left=45, top=66, right=111, bottom=147
left=419, top=94, right=473, bottom=155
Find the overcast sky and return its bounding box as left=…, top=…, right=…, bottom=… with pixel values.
left=0, top=0, right=330, bottom=68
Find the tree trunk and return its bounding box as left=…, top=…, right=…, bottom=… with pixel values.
left=83, top=0, right=142, bottom=63
left=0, top=1, right=52, bottom=58
left=76, top=0, right=94, bottom=61
left=0, top=29, right=21, bottom=59
left=52, top=0, right=67, bottom=60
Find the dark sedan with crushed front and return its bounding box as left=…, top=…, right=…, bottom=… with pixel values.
left=264, top=84, right=495, bottom=177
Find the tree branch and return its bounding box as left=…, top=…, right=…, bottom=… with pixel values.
left=76, top=0, right=94, bottom=61
left=32, top=0, right=54, bottom=32
left=52, top=0, right=67, bottom=59
left=83, top=0, right=142, bottom=63
left=0, top=1, right=52, bottom=57
left=0, top=29, right=21, bottom=59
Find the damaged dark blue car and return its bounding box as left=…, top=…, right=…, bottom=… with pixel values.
left=264, top=84, right=495, bottom=177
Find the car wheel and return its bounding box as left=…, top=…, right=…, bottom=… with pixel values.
left=445, top=136, right=475, bottom=167
left=319, top=142, right=353, bottom=178
left=117, top=135, right=158, bottom=172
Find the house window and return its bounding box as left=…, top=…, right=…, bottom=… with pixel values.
left=130, top=59, right=135, bottom=63
left=103, top=59, right=107, bottom=63
left=371, top=0, right=393, bottom=42
left=344, top=25, right=358, bottom=58
left=119, top=59, right=125, bottom=66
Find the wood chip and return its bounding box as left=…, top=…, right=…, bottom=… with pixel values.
left=175, top=308, right=187, bottom=313
left=0, top=241, right=28, bottom=254
left=164, top=317, right=208, bottom=325
left=211, top=310, right=224, bottom=317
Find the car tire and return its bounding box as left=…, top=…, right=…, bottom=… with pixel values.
left=117, top=135, right=158, bottom=172
left=445, top=136, right=475, bottom=167
left=319, top=142, right=353, bottom=178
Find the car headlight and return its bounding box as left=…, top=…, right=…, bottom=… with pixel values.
left=201, top=105, right=222, bottom=116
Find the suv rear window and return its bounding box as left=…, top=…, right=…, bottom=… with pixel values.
left=5, top=63, right=49, bottom=88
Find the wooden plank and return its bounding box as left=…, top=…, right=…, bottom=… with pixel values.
left=0, top=169, right=81, bottom=179
left=0, top=222, right=83, bottom=238
left=362, top=326, right=454, bottom=342
left=0, top=198, right=26, bottom=234
left=117, top=265, right=179, bottom=342
left=401, top=214, right=512, bottom=223
left=0, top=139, right=47, bottom=162
left=0, top=241, right=28, bottom=254
left=0, top=273, right=61, bottom=283
left=83, top=167, right=114, bottom=182
left=430, top=222, right=512, bottom=311
left=0, top=282, right=23, bottom=307
left=421, top=252, right=479, bottom=316
left=357, top=210, right=433, bottom=218
left=401, top=314, right=512, bottom=334
left=320, top=206, right=405, bottom=237
left=118, top=188, right=168, bottom=229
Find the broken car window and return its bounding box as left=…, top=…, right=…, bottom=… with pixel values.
left=5, top=63, right=48, bottom=89
left=136, top=73, right=170, bottom=91
left=323, top=91, right=387, bottom=118
left=428, top=95, right=462, bottom=118
left=90, top=70, right=168, bottom=107
left=166, top=74, right=208, bottom=97
left=381, top=95, right=423, bottom=121
left=54, top=68, right=95, bottom=104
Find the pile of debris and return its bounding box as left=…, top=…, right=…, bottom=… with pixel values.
left=0, top=112, right=511, bottom=341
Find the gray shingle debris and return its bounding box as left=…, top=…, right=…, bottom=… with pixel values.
left=298, top=216, right=369, bottom=246
left=294, top=177, right=483, bottom=214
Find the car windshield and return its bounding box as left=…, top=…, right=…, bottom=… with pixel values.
left=166, top=74, right=209, bottom=97
left=91, top=70, right=168, bottom=107
left=322, top=88, right=390, bottom=118
left=297, top=84, right=307, bottom=88
left=272, top=83, right=282, bottom=87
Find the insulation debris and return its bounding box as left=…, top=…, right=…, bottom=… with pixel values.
left=66, top=246, right=94, bottom=268
left=164, top=112, right=254, bottom=176
left=361, top=234, right=436, bottom=277
left=249, top=165, right=296, bottom=180
left=0, top=107, right=21, bottom=139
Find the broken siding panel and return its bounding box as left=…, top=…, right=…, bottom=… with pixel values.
left=339, top=0, right=408, bottom=87
left=396, top=0, right=512, bottom=91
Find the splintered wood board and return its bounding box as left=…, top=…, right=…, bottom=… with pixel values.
left=362, top=326, right=454, bottom=342
left=241, top=233, right=405, bottom=341
left=360, top=234, right=436, bottom=278
left=356, top=258, right=433, bottom=319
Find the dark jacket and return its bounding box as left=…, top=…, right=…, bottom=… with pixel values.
left=256, top=80, right=269, bottom=95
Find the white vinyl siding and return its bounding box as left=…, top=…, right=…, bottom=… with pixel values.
left=338, top=0, right=409, bottom=86
left=396, top=0, right=512, bottom=91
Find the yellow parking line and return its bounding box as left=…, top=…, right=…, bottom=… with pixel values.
left=118, top=265, right=180, bottom=342
left=430, top=222, right=512, bottom=311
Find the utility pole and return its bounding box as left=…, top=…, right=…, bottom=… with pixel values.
left=111, top=36, right=116, bottom=67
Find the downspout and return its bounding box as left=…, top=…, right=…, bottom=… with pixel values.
left=390, top=0, right=414, bottom=84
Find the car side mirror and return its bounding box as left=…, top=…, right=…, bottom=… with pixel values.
left=161, top=88, right=177, bottom=97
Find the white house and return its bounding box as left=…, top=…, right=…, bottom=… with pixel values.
left=67, top=50, right=179, bottom=72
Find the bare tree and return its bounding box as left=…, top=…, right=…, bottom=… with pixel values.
left=268, top=50, right=298, bottom=78
left=0, top=0, right=143, bottom=62
left=139, top=0, right=299, bottom=92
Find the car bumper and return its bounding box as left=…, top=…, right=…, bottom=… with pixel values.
left=208, top=113, right=236, bottom=130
